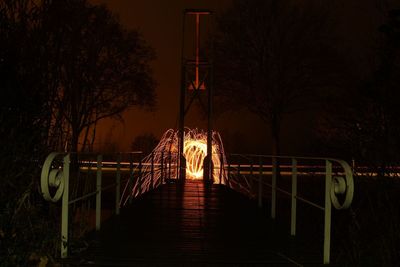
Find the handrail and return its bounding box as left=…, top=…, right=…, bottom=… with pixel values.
left=41, top=151, right=354, bottom=263
left=40, top=152, right=149, bottom=259
left=224, top=154, right=354, bottom=265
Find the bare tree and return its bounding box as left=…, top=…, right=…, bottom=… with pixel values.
left=212, top=0, right=341, bottom=155
left=39, top=0, right=156, bottom=152
left=317, top=8, right=400, bottom=172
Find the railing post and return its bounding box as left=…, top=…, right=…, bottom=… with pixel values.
left=138, top=158, right=143, bottom=194
left=168, top=151, right=172, bottom=180
left=61, top=154, right=70, bottom=259
left=176, top=152, right=179, bottom=179
left=250, top=159, right=254, bottom=192
left=219, top=153, right=223, bottom=185
left=161, top=152, right=164, bottom=183
left=227, top=160, right=231, bottom=186
left=324, top=160, right=333, bottom=264
left=291, top=158, right=297, bottom=236
left=96, top=154, right=102, bottom=230
left=116, top=153, right=121, bottom=215
left=128, top=153, right=134, bottom=196
left=271, top=157, right=277, bottom=219
left=258, top=157, right=262, bottom=208
left=151, top=152, right=154, bottom=189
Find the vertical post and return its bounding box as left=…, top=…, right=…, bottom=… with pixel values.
left=250, top=159, right=254, bottom=193
left=271, top=157, right=277, bottom=219
left=195, top=13, right=200, bottom=88
left=129, top=153, right=134, bottom=193
left=161, top=152, right=164, bottom=183
left=178, top=59, right=186, bottom=182
left=116, top=153, right=121, bottom=215
left=291, top=158, right=297, bottom=236
left=324, top=160, right=332, bottom=264
left=138, top=158, right=143, bottom=194
left=206, top=63, right=213, bottom=183
left=237, top=162, right=240, bottom=186
left=258, top=157, right=262, bottom=208
left=96, top=154, right=102, bottom=230
left=150, top=152, right=154, bottom=189
left=219, top=153, right=223, bottom=184
left=228, top=160, right=231, bottom=186
left=168, top=151, right=172, bottom=180
left=175, top=152, right=179, bottom=179
left=61, top=154, right=70, bottom=259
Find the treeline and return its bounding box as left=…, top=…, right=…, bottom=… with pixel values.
left=212, top=0, right=400, bottom=174
left=212, top=1, right=400, bottom=265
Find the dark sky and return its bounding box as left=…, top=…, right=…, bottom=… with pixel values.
left=90, top=0, right=397, bottom=154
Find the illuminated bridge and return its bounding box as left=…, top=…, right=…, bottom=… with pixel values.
left=40, top=130, right=354, bottom=266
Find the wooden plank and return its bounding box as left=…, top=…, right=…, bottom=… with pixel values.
left=72, top=180, right=322, bottom=266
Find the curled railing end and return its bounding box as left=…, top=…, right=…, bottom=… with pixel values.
left=41, top=152, right=68, bottom=203
left=330, top=160, right=354, bottom=210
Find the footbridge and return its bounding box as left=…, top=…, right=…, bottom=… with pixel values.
left=41, top=150, right=354, bottom=266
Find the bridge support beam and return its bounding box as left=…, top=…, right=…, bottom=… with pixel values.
left=179, top=9, right=213, bottom=184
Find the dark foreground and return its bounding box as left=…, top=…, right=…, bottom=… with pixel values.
left=67, top=180, right=326, bottom=266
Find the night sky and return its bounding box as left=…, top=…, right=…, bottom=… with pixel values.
left=91, top=0, right=395, bottom=154
left=3, top=2, right=400, bottom=266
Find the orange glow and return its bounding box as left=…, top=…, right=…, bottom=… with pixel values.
left=181, top=129, right=225, bottom=180
left=121, top=128, right=227, bottom=203
left=184, top=138, right=207, bottom=179
left=187, top=10, right=207, bottom=90
left=195, top=13, right=200, bottom=89
left=183, top=132, right=220, bottom=179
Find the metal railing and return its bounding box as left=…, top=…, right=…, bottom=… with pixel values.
left=40, top=151, right=156, bottom=259
left=223, top=154, right=354, bottom=265
left=41, top=151, right=354, bottom=264
left=120, top=151, right=179, bottom=204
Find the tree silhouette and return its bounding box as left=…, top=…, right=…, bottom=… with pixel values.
left=318, top=9, right=400, bottom=171
left=212, top=0, right=340, bottom=155
left=0, top=0, right=50, bottom=180
left=0, top=1, right=156, bottom=263
left=39, top=0, right=156, bottom=152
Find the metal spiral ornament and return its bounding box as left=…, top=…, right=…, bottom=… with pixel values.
left=330, top=160, right=354, bottom=210
left=41, top=152, right=69, bottom=202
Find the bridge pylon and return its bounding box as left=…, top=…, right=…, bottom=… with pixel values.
left=178, top=9, right=214, bottom=183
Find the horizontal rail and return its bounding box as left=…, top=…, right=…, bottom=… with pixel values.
left=79, top=160, right=387, bottom=177
left=225, top=154, right=354, bottom=265
left=246, top=175, right=326, bottom=211
left=295, top=195, right=325, bottom=211
left=69, top=191, right=97, bottom=205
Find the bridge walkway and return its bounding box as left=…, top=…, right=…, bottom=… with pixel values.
left=74, top=180, right=323, bottom=266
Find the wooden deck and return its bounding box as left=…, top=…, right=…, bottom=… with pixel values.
left=72, top=180, right=324, bottom=266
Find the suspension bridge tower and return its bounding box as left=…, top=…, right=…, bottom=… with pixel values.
left=178, top=9, right=213, bottom=183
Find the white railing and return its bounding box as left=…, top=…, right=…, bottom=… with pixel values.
left=41, top=152, right=354, bottom=263
left=223, top=154, right=354, bottom=265
left=40, top=152, right=162, bottom=259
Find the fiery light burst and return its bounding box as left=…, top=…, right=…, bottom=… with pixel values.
left=184, top=138, right=208, bottom=179
left=183, top=130, right=224, bottom=180
left=121, top=128, right=227, bottom=203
